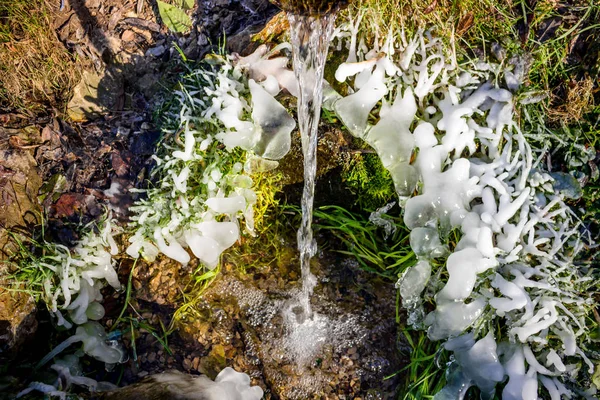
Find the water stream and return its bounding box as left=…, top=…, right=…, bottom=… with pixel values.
left=287, top=11, right=337, bottom=322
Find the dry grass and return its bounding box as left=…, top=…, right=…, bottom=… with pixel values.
left=0, top=0, right=80, bottom=113
left=547, top=76, right=596, bottom=124
left=345, top=0, right=515, bottom=47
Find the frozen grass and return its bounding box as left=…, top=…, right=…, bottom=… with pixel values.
left=346, top=0, right=599, bottom=130
left=0, top=0, right=80, bottom=113
left=315, top=2, right=598, bottom=398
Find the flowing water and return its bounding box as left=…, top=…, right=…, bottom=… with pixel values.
left=287, top=11, right=337, bottom=323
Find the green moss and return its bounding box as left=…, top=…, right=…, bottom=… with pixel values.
left=341, top=149, right=396, bottom=210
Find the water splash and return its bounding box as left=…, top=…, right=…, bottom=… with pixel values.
left=288, top=11, right=337, bottom=322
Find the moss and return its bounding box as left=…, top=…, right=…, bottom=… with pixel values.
left=252, top=170, right=284, bottom=235
left=341, top=147, right=396, bottom=211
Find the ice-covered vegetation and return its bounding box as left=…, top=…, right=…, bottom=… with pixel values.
left=21, top=217, right=128, bottom=369
left=37, top=217, right=121, bottom=331
left=329, top=14, right=597, bottom=399
left=126, top=46, right=297, bottom=269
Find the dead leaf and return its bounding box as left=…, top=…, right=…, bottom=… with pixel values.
left=8, top=136, right=28, bottom=148
left=121, top=30, right=136, bottom=42
left=41, top=126, right=55, bottom=143
left=96, top=144, right=112, bottom=158
left=457, top=12, right=474, bottom=36
left=51, top=193, right=85, bottom=218
left=111, top=151, right=131, bottom=177
left=423, top=0, right=437, bottom=14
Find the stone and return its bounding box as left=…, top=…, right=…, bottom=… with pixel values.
left=121, top=30, right=136, bottom=42
left=0, top=146, right=42, bottom=257
left=67, top=68, right=124, bottom=122
left=145, top=45, right=166, bottom=58
left=0, top=289, right=37, bottom=360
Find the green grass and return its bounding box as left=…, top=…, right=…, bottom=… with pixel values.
left=308, top=203, right=451, bottom=398
left=394, top=329, right=447, bottom=400
left=1, top=223, right=60, bottom=300
left=312, top=205, right=416, bottom=280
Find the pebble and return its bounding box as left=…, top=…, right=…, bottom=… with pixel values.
left=121, top=30, right=136, bottom=42
left=145, top=45, right=166, bottom=57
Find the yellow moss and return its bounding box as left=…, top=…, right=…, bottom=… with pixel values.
left=251, top=170, right=284, bottom=235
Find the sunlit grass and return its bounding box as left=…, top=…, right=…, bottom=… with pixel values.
left=0, top=0, right=80, bottom=112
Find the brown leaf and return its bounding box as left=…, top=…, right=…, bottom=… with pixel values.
left=111, top=151, right=131, bottom=177
left=96, top=144, right=112, bottom=158
left=51, top=193, right=85, bottom=218
left=121, top=30, right=136, bottom=42
left=64, top=152, right=78, bottom=163
left=457, top=12, right=474, bottom=36
left=41, top=126, right=54, bottom=143
left=423, top=0, right=437, bottom=14
left=8, top=136, right=28, bottom=148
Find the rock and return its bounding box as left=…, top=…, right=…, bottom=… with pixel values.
left=67, top=68, right=124, bottom=122
left=196, top=0, right=278, bottom=57
left=175, top=251, right=402, bottom=399
left=278, top=128, right=348, bottom=186
left=0, top=146, right=42, bottom=258
left=252, top=11, right=289, bottom=44
left=121, top=30, right=136, bottom=42
left=95, top=370, right=263, bottom=400
left=145, top=45, right=166, bottom=58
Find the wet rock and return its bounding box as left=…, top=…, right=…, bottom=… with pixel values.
left=176, top=251, right=401, bottom=399
left=195, top=0, right=278, bottom=56
left=252, top=11, right=289, bottom=44
left=278, top=127, right=349, bottom=186
left=133, top=257, right=192, bottom=306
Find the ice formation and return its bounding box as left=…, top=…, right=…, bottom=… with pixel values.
left=19, top=355, right=119, bottom=398
left=108, top=367, right=264, bottom=400
left=330, top=20, right=595, bottom=399
left=128, top=46, right=297, bottom=270
left=37, top=217, right=121, bottom=330
left=37, top=321, right=126, bottom=368
left=31, top=217, right=127, bottom=371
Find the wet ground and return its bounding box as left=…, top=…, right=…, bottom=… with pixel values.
left=93, top=215, right=402, bottom=399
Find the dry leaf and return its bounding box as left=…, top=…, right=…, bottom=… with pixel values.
left=423, top=0, right=438, bottom=14
left=457, top=12, right=474, bottom=36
